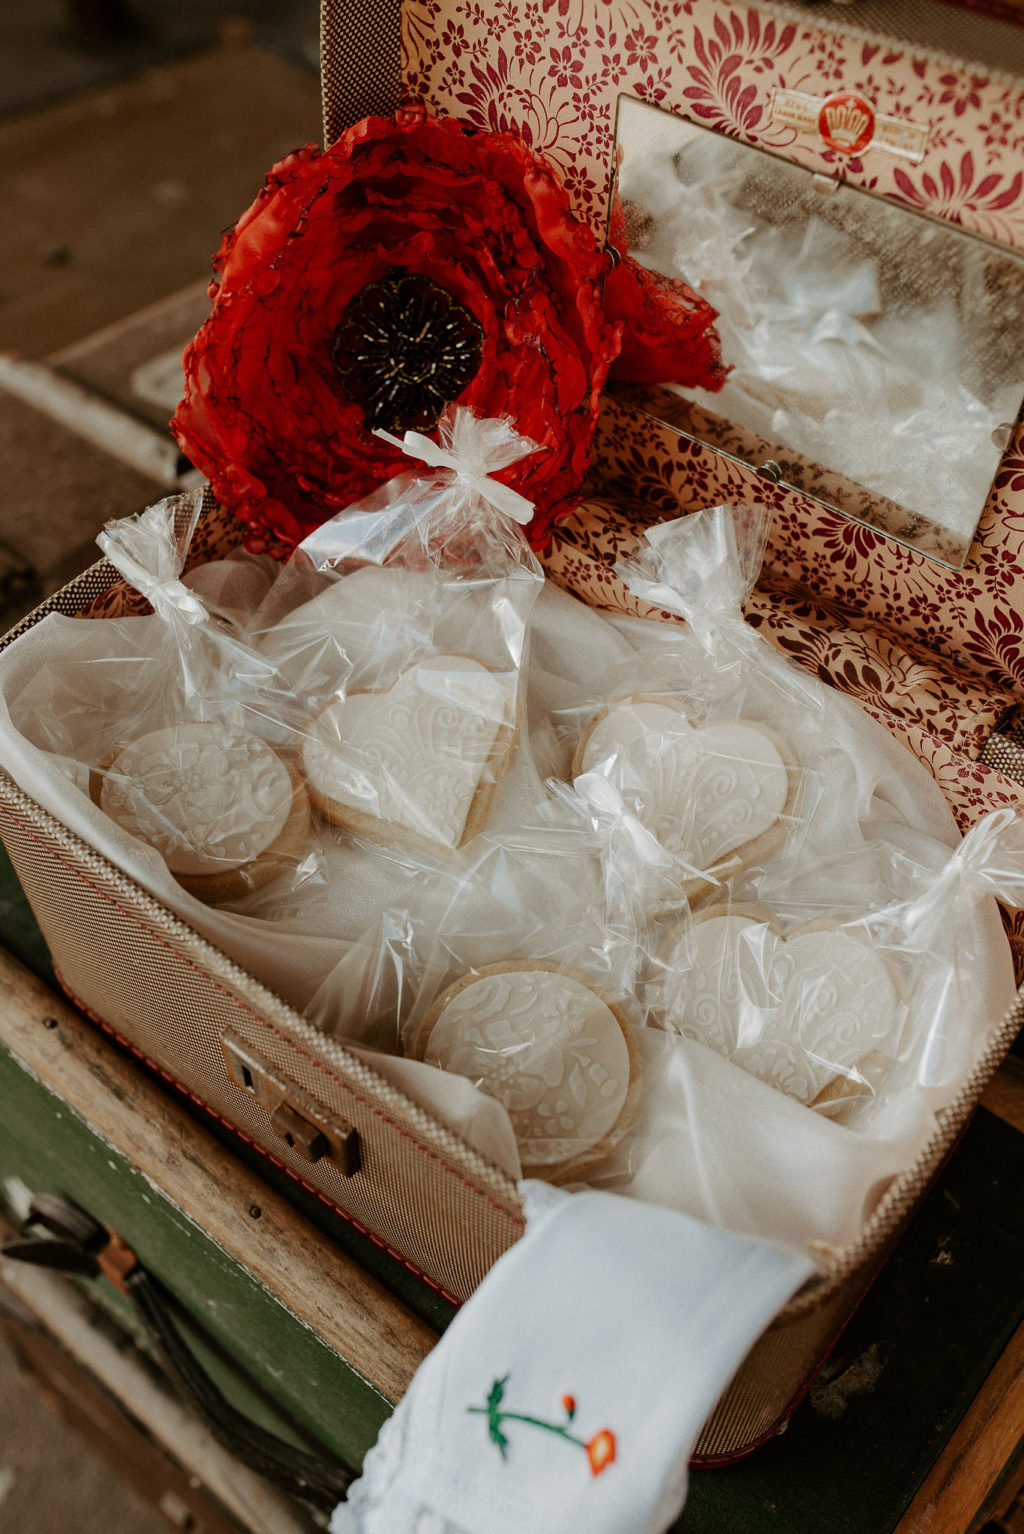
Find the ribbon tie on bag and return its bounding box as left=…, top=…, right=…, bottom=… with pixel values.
left=374, top=410, right=537, bottom=526
left=97, top=499, right=209, bottom=628
left=901, top=807, right=1024, bottom=944
left=96, top=540, right=209, bottom=627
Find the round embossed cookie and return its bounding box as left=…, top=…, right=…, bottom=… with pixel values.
left=413, top=962, right=642, bottom=1182
left=301, top=654, right=516, bottom=855
left=93, top=722, right=310, bottom=903
left=574, top=696, right=798, bottom=904
left=661, top=909, right=898, bottom=1113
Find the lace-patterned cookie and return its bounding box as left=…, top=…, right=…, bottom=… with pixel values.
left=413, top=962, right=642, bottom=1183
left=93, top=722, right=310, bottom=903
left=574, top=697, right=799, bottom=904
left=661, top=907, right=899, bottom=1115
left=301, top=654, right=515, bottom=855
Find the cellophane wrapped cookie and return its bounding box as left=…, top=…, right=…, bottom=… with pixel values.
left=515, top=502, right=1023, bottom=1245
left=557, top=502, right=972, bottom=916
left=587, top=810, right=1022, bottom=1252
left=1, top=466, right=1020, bottom=1265
left=3, top=493, right=323, bottom=910
left=300, top=499, right=1023, bottom=1248
left=307, top=804, right=647, bottom=1186
left=556, top=505, right=825, bottom=914
left=251, top=407, right=547, bottom=864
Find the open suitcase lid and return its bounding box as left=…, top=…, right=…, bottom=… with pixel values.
left=394, top=1, right=1024, bottom=711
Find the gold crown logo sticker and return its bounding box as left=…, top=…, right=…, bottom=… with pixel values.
left=771, top=88, right=927, bottom=164
left=824, top=101, right=870, bottom=145
left=817, top=92, right=876, bottom=156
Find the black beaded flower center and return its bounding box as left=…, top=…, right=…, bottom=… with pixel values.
left=332, top=268, right=484, bottom=433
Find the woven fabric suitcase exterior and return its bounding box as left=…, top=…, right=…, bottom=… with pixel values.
left=0, top=777, right=522, bottom=1308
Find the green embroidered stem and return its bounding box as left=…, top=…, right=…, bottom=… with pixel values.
left=467, top=1380, right=617, bottom=1475
left=467, top=1407, right=587, bottom=1451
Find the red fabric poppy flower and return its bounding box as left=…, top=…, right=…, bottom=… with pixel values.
left=172, top=108, right=723, bottom=555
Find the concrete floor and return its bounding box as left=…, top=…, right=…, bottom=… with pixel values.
left=0, top=11, right=325, bottom=1530
left=2, top=40, right=323, bottom=357
left=0, top=1324, right=169, bottom=1534
left=0, top=0, right=319, bottom=120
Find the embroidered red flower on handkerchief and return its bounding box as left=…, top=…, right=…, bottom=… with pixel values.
left=586, top=1428, right=617, bottom=1475
left=172, top=109, right=724, bottom=556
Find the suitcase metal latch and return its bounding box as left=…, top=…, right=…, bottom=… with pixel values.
left=268, top=1102, right=332, bottom=1164
left=220, top=1035, right=361, bottom=1176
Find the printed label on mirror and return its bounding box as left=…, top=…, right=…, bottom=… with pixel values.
left=770, top=89, right=928, bottom=163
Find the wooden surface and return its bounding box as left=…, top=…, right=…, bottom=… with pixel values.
left=0, top=943, right=436, bottom=1464
left=981, top=1051, right=1024, bottom=1134
left=0, top=45, right=321, bottom=356
left=894, top=1317, right=1024, bottom=1533
left=893, top=1057, right=1024, bottom=1533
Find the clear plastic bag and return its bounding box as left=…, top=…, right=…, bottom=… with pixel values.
left=0, top=477, right=1019, bottom=1260
left=10, top=492, right=322, bottom=907
left=252, top=408, right=546, bottom=861
left=553, top=505, right=831, bottom=914
left=395, top=818, right=645, bottom=1186
left=313, top=503, right=1022, bottom=1255
left=653, top=897, right=907, bottom=1121
left=579, top=808, right=1022, bottom=1250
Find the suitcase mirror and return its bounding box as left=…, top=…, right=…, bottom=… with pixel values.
left=610, top=93, right=1024, bottom=570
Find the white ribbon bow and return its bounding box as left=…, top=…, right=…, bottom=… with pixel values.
left=97, top=517, right=208, bottom=628
left=374, top=420, right=536, bottom=526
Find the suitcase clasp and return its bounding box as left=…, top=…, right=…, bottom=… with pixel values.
left=220, top=1034, right=361, bottom=1177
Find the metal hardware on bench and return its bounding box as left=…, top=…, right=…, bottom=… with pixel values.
left=2, top=1194, right=354, bottom=1509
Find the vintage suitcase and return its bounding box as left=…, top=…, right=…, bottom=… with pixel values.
left=2, top=0, right=1024, bottom=1466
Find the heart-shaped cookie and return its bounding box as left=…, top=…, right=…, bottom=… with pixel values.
left=412, top=961, right=642, bottom=1183
left=301, top=654, right=515, bottom=854
left=574, top=697, right=797, bottom=901
left=660, top=910, right=899, bottom=1112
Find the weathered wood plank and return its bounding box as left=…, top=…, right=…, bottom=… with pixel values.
left=0, top=944, right=436, bottom=1406
left=893, top=1317, right=1024, bottom=1533
left=0, top=1259, right=317, bottom=1534
left=0, top=1029, right=388, bottom=1465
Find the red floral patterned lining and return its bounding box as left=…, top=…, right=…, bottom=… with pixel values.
left=1002, top=908, right=1024, bottom=984
left=412, top=2, right=1024, bottom=705
left=587, top=396, right=1024, bottom=701
left=543, top=496, right=1018, bottom=758
left=407, top=0, right=1024, bottom=247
